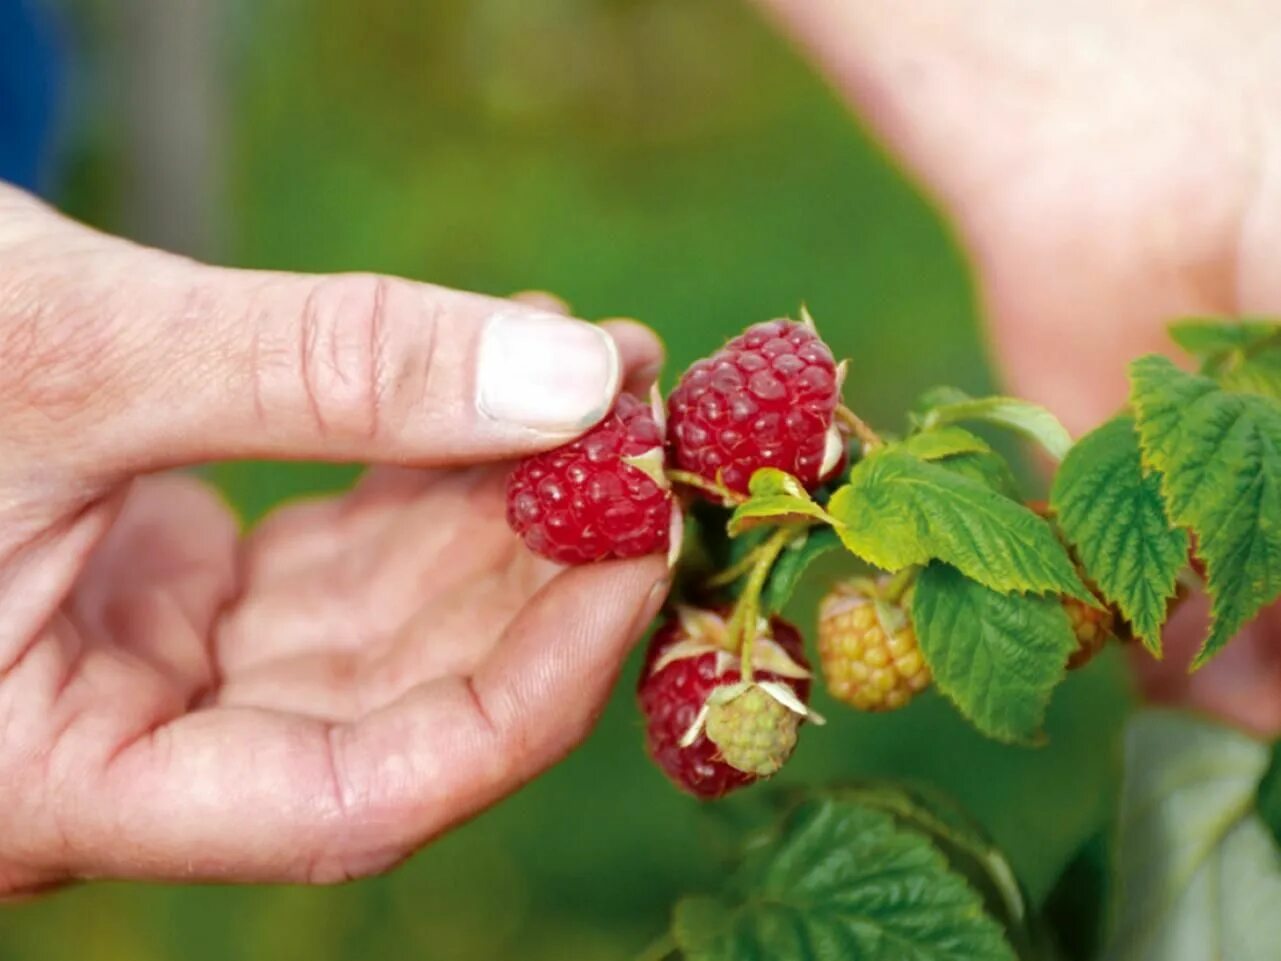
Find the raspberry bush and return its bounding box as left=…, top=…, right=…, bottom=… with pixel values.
left=504, top=314, right=1281, bottom=961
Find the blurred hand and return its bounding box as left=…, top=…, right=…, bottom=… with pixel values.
left=760, top=0, right=1281, bottom=731
left=0, top=184, right=668, bottom=897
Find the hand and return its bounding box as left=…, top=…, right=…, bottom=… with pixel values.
left=0, top=184, right=668, bottom=897
left=760, top=0, right=1281, bottom=732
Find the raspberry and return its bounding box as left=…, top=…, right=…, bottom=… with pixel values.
left=704, top=684, right=800, bottom=777
left=1064, top=596, right=1115, bottom=670
left=667, top=318, right=845, bottom=497
left=818, top=579, right=931, bottom=711
left=506, top=394, right=674, bottom=565
left=638, top=607, right=811, bottom=799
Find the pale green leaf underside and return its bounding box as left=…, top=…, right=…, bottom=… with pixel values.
left=902, top=426, right=993, bottom=461
left=728, top=467, right=834, bottom=535
left=1103, top=711, right=1279, bottom=961
left=828, top=450, right=1090, bottom=600
left=1129, top=356, right=1281, bottom=663
left=916, top=391, right=1074, bottom=461
left=911, top=563, right=1076, bottom=743
left=1050, top=415, right=1188, bottom=653
left=673, top=797, right=1015, bottom=961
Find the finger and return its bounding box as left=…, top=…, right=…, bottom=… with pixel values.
left=0, top=189, right=663, bottom=472
left=601, top=318, right=665, bottom=395
left=1132, top=597, right=1281, bottom=736
left=67, top=557, right=667, bottom=885
left=509, top=290, right=571, bottom=314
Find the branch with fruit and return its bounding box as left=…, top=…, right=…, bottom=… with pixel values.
left=505, top=313, right=1281, bottom=959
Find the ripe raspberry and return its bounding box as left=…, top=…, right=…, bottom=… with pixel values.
left=667, top=318, right=845, bottom=497
left=638, top=608, right=811, bottom=799
left=1064, top=596, right=1115, bottom=670
left=704, top=684, right=800, bottom=777
left=506, top=394, right=674, bottom=565
left=818, top=579, right=931, bottom=711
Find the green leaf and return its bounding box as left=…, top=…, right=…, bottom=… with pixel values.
left=1103, top=710, right=1281, bottom=961
left=911, top=563, right=1076, bottom=743
left=672, top=795, right=1016, bottom=961
left=761, top=527, right=843, bottom=615
left=1169, top=318, right=1281, bottom=399
left=915, top=389, right=1074, bottom=461
left=1129, top=355, right=1281, bottom=664
left=727, top=468, right=834, bottom=535
left=1050, top=415, right=1189, bottom=653
left=1257, top=741, right=1281, bottom=854
left=828, top=449, right=1090, bottom=600
left=902, top=426, right=994, bottom=461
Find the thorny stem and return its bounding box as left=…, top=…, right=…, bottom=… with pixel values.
left=665, top=469, right=748, bottom=506
left=835, top=404, right=884, bottom=453
left=728, top=527, right=797, bottom=682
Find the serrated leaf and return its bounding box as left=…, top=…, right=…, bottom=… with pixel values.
left=1103, top=711, right=1281, bottom=961
left=1050, top=415, right=1189, bottom=653
left=1169, top=318, right=1281, bottom=399
left=916, top=389, right=1073, bottom=461
left=902, top=426, right=994, bottom=461
left=911, top=563, right=1076, bottom=743
left=672, top=795, right=1016, bottom=961
left=727, top=468, right=834, bottom=535
left=761, top=526, right=842, bottom=615
left=1129, top=355, right=1281, bottom=664
left=828, top=450, right=1091, bottom=600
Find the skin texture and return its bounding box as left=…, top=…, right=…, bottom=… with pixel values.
left=0, top=185, right=668, bottom=896
left=758, top=0, right=1281, bottom=734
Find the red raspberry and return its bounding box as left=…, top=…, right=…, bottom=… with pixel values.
left=506, top=394, right=674, bottom=565
left=667, top=319, right=844, bottom=497
left=637, top=607, right=811, bottom=799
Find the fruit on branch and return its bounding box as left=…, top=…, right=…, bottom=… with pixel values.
left=704, top=682, right=806, bottom=777
left=667, top=318, right=846, bottom=499
left=1064, top=596, right=1115, bottom=670
left=818, top=577, right=931, bottom=711
left=506, top=393, right=675, bottom=564
left=638, top=607, right=812, bottom=798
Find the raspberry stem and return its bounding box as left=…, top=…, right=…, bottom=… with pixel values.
left=729, top=527, right=801, bottom=682
left=881, top=565, right=919, bottom=605
left=665, top=469, right=748, bottom=506
left=835, top=404, right=884, bottom=453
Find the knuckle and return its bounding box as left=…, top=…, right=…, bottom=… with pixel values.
left=291, top=273, right=400, bottom=442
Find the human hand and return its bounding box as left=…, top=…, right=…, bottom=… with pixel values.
left=0, top=184, right=668, bottom=897
left=759, top=0, right=1281, bottom=731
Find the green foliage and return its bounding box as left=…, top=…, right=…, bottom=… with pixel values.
left=1257, top=741, right=1281, bottom=854
left=1129, top=356, right=1281, bottom=664
left=761, top=527, right=843, bottom=615
left=1169, top=318, right=1281, bottom=399
left=1103, top=711, right=1281, bottom=961
left=911, top=564, right=1076, bottom=744
left=728, top=468, right=835, bottom=535
left=828, top=449, right=1090, bottom=600
left=1050, top=416, right=1188, bottom=653
left=671, top=795, right=1016, bottom=961
left=901, top=426, right=995, bottom=461
left=913, top=388, right=1074, bottom=461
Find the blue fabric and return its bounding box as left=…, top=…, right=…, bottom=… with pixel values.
left=0, top=0, right=62, bottom=193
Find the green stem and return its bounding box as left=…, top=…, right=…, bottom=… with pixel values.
left=835, top=404, right=884, bottom=453
left=881, top=565, right=919, bottom=604
left=634, top=932, right=679, bottom=961
left=730, top=527, right=796, bottom=682
left=665, top=469, right=747, bottom=506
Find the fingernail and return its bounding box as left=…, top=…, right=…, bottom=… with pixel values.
left=477, top=311, right=620, bottom=433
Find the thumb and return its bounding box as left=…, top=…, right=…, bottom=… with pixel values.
left=0, top=189, right=657, bottom=475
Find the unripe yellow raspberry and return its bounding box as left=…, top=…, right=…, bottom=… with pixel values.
left=1064, top=596, right=1115, bottom=670
left=818, top=578, right=931, bottom=712
left=705, top=684, right=800, bottom=776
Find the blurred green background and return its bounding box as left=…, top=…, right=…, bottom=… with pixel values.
left=3, top=1, right=1133, bottom=958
